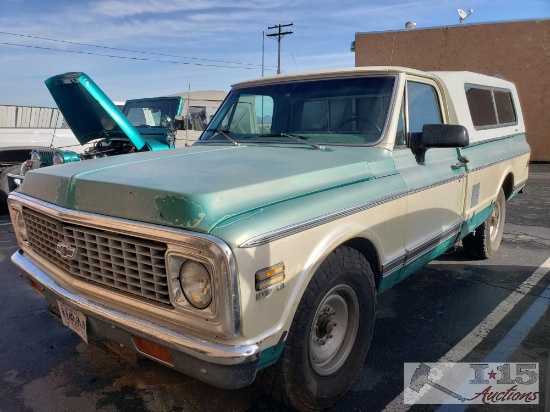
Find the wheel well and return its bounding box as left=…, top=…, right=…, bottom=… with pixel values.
left=342, top=237, right=381, bottom=289
left=502, top=173, right=514, bottom=200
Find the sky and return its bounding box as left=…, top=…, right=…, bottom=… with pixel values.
left=0, top=0, right=548, bottom=107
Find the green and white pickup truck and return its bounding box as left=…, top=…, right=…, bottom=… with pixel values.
left=8, top=67, right=530, bottom=411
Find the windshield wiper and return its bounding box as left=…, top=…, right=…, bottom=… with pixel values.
left=204, top=128, right=239, bottom=146
left=259, top=133, right=323, bottom=150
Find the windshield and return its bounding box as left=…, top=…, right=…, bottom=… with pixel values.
left=200, top=76, right=396, bottom=145
left=123, top=97, right=182, bottom=127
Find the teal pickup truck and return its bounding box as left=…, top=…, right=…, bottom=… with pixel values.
left=21, top=72, right=183, bottom=172
left=8, top=67, right=530, bottom=410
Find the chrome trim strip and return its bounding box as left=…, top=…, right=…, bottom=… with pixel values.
left=468, top=150, right=531, bottom=173
left=11, top=250, right=258, bottom=365
left=240, top=173, right=465, bottom=248
left=407, top=174, right=465, bottom=196
left=465, top=133, right=524, bottom=147
left=8, top=192, right=240, bottom=338
left=381, top=253, right=406, bottom=277
left=406, top=221, right=461, bottom=255
left=381, top=222, right=462, bottom=278
left=404, top=221, right=462, bottom=263
left=513, top=178, right=528, bottom=192
left=381, top=263, right=404, bottom=278
left=240, top=189, right=408, bottom=248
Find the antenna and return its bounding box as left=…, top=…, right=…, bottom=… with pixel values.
left=405, top=21, right=416, bottom=29
left=457, top=8, right=474, bottom=24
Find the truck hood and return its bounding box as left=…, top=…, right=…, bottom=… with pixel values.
left=45, top=72, right=146, bottom=149
left=20, top=144, right=395, bottom=233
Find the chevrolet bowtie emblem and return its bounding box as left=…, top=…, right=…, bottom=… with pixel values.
left=56, top=242, right=76, bottom=260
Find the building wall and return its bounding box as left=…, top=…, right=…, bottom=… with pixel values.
left=354, top=19, right=549, bottom=161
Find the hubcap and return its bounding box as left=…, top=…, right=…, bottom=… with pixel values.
left=309, top=284, right=360, bottom=376
left=489, top=201, right=501, bottom=242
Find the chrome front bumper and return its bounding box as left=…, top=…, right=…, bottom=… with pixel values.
left=11, top=250, right=261, bottom=389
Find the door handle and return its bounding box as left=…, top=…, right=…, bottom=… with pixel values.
left=451, top=155, right=469, bottom=170
left=451, top=162, right=467, bottom=170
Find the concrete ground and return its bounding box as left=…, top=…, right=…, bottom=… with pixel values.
left=0, top=164, right=548, bottom=412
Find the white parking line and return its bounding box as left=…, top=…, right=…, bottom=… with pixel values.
left=382, top=255, right=550, bottom=412
left=0, top=222, right=13, bottom=226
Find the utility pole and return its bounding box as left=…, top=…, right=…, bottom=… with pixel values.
left=266, top=23, right=293, bottom=74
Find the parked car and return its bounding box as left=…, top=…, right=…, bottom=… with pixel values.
left=0, top=104, right=79, bottom=211
left=8, top=67, right=529, bottom=410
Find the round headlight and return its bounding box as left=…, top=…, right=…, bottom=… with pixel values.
left=160, top=115, right=172, bottom=128
left=53, top=152, right=65, bottom=165
left=179, top=260, right=212, bottom=309
left=30, top=150, right=41, bottom=162
left=12, top=209, right=28, bottom=242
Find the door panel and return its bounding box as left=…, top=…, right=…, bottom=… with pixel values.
left=392, top=78, right=466, bottom=281
left=393, top=148, right=465, bottom=282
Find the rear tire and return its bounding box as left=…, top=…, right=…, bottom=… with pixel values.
left=462, top=188, right=506, bottom=259
left=258, top=246, right=377, bottom=411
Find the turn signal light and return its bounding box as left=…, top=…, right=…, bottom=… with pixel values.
left=133, top=336, right=174, bottom=365
left=28, top=278, right=44, bottom=296
left=255, top=263, right=285, bottom=291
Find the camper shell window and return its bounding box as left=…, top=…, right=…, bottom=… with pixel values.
left=465, top=84, right=517, bottom=129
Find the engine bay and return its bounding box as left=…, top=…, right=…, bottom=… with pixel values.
left=80, top=138, right=139, bottom=159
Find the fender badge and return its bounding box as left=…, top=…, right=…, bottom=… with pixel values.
left=56, top=242, right=77, bottom=260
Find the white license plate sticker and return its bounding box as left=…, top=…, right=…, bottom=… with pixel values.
left=58, top=301, right=88, bottom=343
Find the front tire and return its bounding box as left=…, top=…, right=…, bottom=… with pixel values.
left=462, top=188, right=506, bottom=259
left=258, top=246, right=377, bottom=411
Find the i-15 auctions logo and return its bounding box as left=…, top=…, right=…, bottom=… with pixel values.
left=404, top=362, right=539, bottom=405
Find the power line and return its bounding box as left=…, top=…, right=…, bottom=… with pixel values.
left=266, top=23, right=293, bottom=74
left=0, top=31, right=275, bottom=69
left=0, top=42, right=270, bottom=70
left=283, top=37, right=299, bottom=71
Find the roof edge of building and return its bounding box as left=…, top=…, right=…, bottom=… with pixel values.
left=355, top=17, right=550, bottom=36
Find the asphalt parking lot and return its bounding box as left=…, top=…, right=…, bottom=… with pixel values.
left=0, top=164, right=549, bottom=412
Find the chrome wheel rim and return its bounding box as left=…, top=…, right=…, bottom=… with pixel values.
left=309, top=284, right=360, bottom=376
left=489, top=201, right=501, bottom=242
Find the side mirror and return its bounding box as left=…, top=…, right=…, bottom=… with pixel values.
left=421, top=124, right=469, bottom=148
left=410, top=124, right=469, bottom=164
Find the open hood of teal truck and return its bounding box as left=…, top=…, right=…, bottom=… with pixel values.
left=45, top=72, right=146, bottom=150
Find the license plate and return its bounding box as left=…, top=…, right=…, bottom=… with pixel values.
left=58, top=301, right=88, bottom=343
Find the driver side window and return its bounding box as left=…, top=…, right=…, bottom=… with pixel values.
left=407, top=81, right=443, bottom=134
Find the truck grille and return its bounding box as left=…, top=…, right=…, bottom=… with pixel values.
left=36, top=150, right=54, bottom=166
left=22, top=207, right=171, bottom=306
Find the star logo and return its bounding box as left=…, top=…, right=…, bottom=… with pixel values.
left=488, top=370, right=497, bottom=379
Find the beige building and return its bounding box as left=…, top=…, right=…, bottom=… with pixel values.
left=353, top=19, right=549, bottom=161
